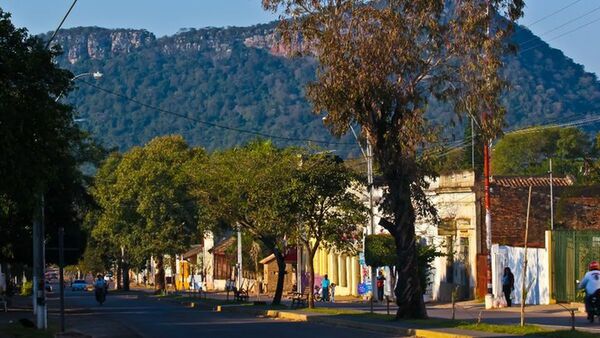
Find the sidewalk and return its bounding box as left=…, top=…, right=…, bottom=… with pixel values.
left=161, top=290, right=598, bottom=337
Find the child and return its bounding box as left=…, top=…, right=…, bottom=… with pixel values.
left=330, top=283, right=336, bottom=303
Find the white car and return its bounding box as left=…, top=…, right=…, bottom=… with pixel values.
left=71, top=280, right=88, bottom=291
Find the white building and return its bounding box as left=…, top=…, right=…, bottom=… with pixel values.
left=415, top=170, right=480, bottom=301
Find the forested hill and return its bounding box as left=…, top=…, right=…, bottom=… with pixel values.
left=47, top=22, right=600, bottom=156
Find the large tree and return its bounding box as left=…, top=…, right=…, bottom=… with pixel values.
left=89, top=136, right=202, bottom=291
left=0, top=8, right=97, bottom=268
left=263, top=0, right=524, bottom=318
left=204, top=140, right=299, bottom=305
left=293, top=153, right=366, bottom=308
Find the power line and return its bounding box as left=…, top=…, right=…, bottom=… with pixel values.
left=45, top=0, right=79, bottom=49
left=519, top=4, right=600, bottom=47
left=526, top=0, right=584, bottom=27
left=434, top=114, right=600, bottom=158
left=79, top=80, right=354, bottom=146
left=519, top=15, right=600, bottom=55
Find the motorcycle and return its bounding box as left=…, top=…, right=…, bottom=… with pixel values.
left=95, top=286, right=107, bottom=305
left=588, top=289, right=600, bottom=323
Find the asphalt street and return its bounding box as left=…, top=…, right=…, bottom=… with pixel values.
left=45, top=286, right=407, bottom=338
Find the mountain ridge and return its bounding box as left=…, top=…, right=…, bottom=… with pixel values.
left=46, top=22, right=600, bottom=157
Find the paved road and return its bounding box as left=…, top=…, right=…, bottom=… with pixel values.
left=45, top=286, right=407, bottom=338
left=202, top=291, right=600, bottom=334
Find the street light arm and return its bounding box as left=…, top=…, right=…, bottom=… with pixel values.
left=349, top=124, right=368, bottom=160
left=55, top=71, right=103, bottom=102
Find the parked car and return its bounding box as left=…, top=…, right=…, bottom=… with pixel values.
left=71, top=280, right=88, bottom=291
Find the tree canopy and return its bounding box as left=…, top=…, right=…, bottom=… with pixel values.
left=203, top=140, right=300, bottom=304
left=264, top=0, right=524, bottom=318
left=0, top=9, right=96, bottom=266
left=88, top=135, right=203, bottom=290
left=293, top=152, right=367, bottom=307
left=492, top=127, right=596, bottom=178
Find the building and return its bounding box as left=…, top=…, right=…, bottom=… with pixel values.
left=259, top=250, right=297, bottom=293
left=415, top=170, right=480, bottom=301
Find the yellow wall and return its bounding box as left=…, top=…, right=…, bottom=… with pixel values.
left=312, top=247, right=360, bottom=296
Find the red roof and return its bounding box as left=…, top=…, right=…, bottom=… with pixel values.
left=259, top=248, right=298, bottom=265
left=491, top=176, right=574, bottom=188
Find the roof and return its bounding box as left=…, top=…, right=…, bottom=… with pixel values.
left=259, top=248, right=298, bottom=265
left=491, top=176, right=574, bottom=188
left=209, top=237, right=236, bottom=255
left=182, top=245, right=203, bottom=259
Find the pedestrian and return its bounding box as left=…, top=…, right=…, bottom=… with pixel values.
left=321, top=274, right=330, bottom=302
left=330, top=283, right=336, bottom=303
left=502, top=267, right=515, bottom=307
left=376, top=269, right=386, bottom=301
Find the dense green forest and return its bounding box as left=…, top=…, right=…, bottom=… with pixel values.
left=47, top=21, right=600, bottom=157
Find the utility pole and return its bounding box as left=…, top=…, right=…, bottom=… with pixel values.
left=367, top=139, right=377, bottom=300
left=484, top=139, right=493, bottom=309
left=348, top=124, right=374, bottom=294
left=471, top=118, right=475, bottom=170
left=58, top=226, right=65, bottom=333
left=237, top=225, right=242, bottom=290
left=297, top=244, right=302, bottom=293
left=549, top=158, right=554, bottom=230
left=521, top=185, right=533, bottom=326
left=483, top=0, right=494, bottom=310
left=33, top=194, right=47, bottom=329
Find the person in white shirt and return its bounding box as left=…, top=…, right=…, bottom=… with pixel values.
left=578, top=261, right=600, bottom=321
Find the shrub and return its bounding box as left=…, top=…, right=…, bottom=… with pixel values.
left=20, top=281, right=33, bottom=296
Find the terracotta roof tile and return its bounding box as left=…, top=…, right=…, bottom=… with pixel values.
left=491, top=176, right=574, bottom=188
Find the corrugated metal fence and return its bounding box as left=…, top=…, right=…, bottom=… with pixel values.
left=553, top=230, right=600, bottom=302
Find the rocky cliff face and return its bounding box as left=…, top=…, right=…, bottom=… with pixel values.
left=51, top=27, right=156, bottom=64
left=51, top=24, right=283, bottom=64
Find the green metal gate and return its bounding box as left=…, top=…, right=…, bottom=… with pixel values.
left=553, top=230, right=600, bottom=302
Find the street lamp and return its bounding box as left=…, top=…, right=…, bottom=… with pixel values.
left=324, top=116, right=376, bottom=300
left=55, top=71, right=103, bottom=102
left=35, top=70, right=102, bottom=332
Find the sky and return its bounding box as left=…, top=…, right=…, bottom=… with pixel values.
left=2, top=0, right=600, bottom=75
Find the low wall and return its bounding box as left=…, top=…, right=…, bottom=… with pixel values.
left=491, top=244, right=550, bottom=305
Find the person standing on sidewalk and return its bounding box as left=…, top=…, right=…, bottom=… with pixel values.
left=330, top=283, right=336, bottom=303
left=502, top=267, right=515, bottom=307
left=321, top=275, right=330, bottom=302
left=376, top=270, right=386, bottom=301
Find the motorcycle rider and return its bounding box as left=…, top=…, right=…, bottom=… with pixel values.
left=578, top=261, right=600, bottom=321
left=94, top=274, right=107, bottom=304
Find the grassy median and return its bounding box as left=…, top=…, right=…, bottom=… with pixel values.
left=0, top=323, right=55, bottom=338
left=298, top=307, right=596, bottom=337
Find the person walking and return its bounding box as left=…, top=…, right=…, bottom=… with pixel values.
left=376, top=269, right=386, bottom=301
left=330, top=283, right=336, bottom=303
left=321, top=275, right=330, bottom=302
left=502, top=267, right=515, bottom=307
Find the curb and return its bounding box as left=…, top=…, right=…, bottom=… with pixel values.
left=216, top=305, right=497, bottom=338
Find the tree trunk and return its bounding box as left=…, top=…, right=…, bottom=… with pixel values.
left=380, top=171, right=428, bottom=319
left=122, top=261, right=130, bottom=291
left=170, top=257, right=178, bottom=292
left=271, top=248, right=286, bottom=305
left=156, top=256, right=166, bottom=292
left=388, top=265, right=397, bottom=301
left=116, top=261, right=122, bottom=290
left=307, top=248, right=316, bottom=308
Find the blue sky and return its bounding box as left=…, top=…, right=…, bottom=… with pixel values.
left=2, top=0, right=600, bottom=75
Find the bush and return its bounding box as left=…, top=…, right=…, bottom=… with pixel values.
left=20, top=281, right=32, bottom=296
left=365, top=234, right=444, bottom=292
left=364, top=234, right=396, bottom=267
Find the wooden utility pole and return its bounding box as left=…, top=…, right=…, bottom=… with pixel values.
left=521, top=185, right=532, bottom=327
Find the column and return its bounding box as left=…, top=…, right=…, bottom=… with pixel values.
left=329, top=252, right=337, bottom=283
